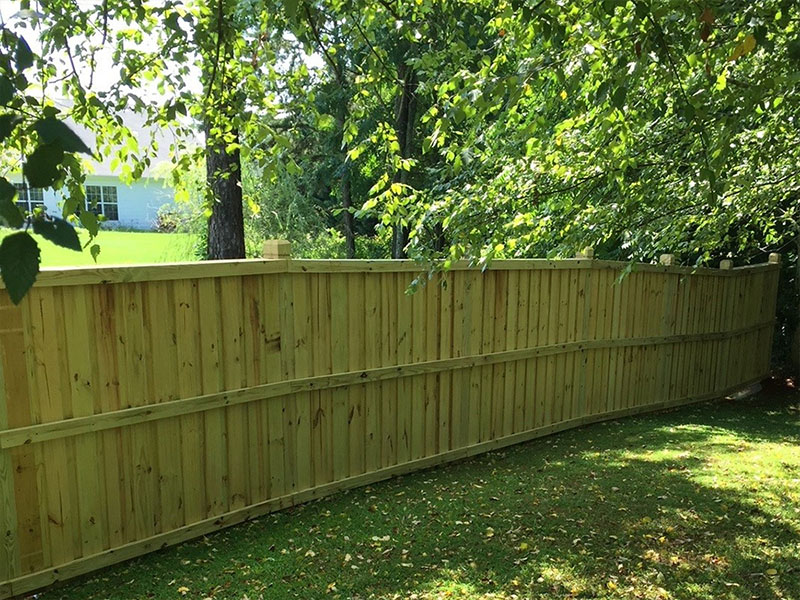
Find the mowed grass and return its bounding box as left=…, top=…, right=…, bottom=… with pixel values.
left=0, top=228, right=197, bottom=266
left=38, top=386, right=800, bottom=600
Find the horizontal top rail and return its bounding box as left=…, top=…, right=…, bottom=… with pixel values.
left=0, top=256, right=780, bottom=289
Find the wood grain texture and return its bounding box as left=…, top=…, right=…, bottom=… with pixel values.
left=0, top=258, right=779, bottom=599
left=0, top=299, right=21, bottom=584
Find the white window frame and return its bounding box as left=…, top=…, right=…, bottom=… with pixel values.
left=86, top=185, right=119, bottom=221
left=14, top=183, right=44, bottom=213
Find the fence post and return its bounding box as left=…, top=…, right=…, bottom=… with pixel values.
left=263, top=239, right=292, bottom=260
left=766, top=253, right=781, bottom=375
left=720, top=259, right=733, bottom=270
left=574, top=247, right=593, bottom=419
left=0, top=328, right=20, bottom=595
left=657, top=254, right=677, bottom=402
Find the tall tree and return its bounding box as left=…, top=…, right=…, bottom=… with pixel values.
left=391, top=61, right=417, bottom=258
left=301, top=4, right=357, bottom=257
left=200, top=0, right=246, bottom=259
left=205, top=119, right=245, bottom=258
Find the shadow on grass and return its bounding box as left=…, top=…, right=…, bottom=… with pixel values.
left=37, top=388, right=800, bottom=600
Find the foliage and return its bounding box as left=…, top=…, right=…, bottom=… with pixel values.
left=352, top=0, right=800, bottom=268
left=35, top=389, right=800, bottom=600
left=155, top=205, right=189, bottom=233
left=268, top=0, right=800, bottom=271
left=241, top=121, right=390, bottom=257
left=242, top=159, right=338, bottom=254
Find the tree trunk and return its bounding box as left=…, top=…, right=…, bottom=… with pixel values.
left=336, top=104, right=356, bottom=259
left=391, top=63, right=417, bottom=259
left=206, top=119, right=245, bottom=259
left=342, top=166, right=355, bottom=258
left=433, top=222, right=446, bottom=252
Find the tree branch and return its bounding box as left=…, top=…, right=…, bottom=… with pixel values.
left=640, top=2, right=716, bottom=202
left=204, top=0, right=227, bottom=105
left=302, top=3, right=345, bottom=87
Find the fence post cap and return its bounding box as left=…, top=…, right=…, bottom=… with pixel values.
left=720, top=259, right=733, bottom=270
left=263, top=239, right=292, bottom=259
left=659, top=254, right=675, bottom=266
left=768, top=252, right=781, bottom=264
left=575, top=247, right=594, bottom=259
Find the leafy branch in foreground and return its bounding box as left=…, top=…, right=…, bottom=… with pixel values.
left=0, top=24, right=93, bottom=303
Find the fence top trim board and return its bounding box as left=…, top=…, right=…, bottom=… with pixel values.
left=0, top=255, right=780, bottom=289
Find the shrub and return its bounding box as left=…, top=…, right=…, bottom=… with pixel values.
left=154, top=206, right=183, bottom=233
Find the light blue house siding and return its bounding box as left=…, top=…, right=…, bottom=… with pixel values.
left=11, top=174, right=177, bottom=231
left=8, top=110, right=188, bottom=231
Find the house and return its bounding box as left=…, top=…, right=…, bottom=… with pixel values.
left=11, top=111, right=185, bottom=230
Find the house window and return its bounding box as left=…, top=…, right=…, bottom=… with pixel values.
left=86, top=185, right=119, bottom=221
left=14, top=183, right=44, bottom=213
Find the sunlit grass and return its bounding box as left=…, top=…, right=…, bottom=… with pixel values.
left=0, top=228, right=197, bottom=266
left=38, top=385, right=800, bottom=600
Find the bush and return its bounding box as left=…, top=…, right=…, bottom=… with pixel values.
left=154, top=201, right=207, bottom=259
left=155, top=204, right=198, bottom=233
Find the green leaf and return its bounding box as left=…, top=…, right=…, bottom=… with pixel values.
left=165, top=11, right=181, bottom=31
left=34, top=118, right=91, bottom=154
left=0, top=231, right=40, bottom=304
left=0, top=77, right=14, bottom=106
left=23, top=142, right=64, bottom=188
left=611, top=86, right=627, bottom=108
left=79, top=208, right=100, bottom=236
left=787, top=38, right=800, bottom=61
left=90, top=243, right=101, bottom=261
left=0, top=114, right=22, bottom=143
left=0, top=178, right=23, bottom=228
left=15, top=37, right=34, bottom=70
left=602, top=0, right=621, bottom=14
left=32, top=217, right=81, bottom=251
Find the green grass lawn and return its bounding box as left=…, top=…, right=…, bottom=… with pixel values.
left=39, top=386, right=800, bottom=600
left=0, top=228, right=197, bottom=266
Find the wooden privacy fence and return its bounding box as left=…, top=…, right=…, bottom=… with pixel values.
left=0, top=246, right=780, bottom=598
